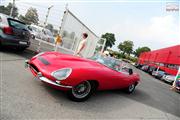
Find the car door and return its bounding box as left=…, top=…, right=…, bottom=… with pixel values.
left=101, top=67, right=132, bottom=90
left=114, top=69, right=133, bottom=89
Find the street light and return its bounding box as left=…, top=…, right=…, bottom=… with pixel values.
left=44, top=5, right=54, bottom=27
left=10, top=0, right=15, bottom=17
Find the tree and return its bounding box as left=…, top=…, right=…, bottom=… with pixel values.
left=134, top=47, right=151, bottom=57
left=45, top=24, right=54, bottom=32
left=118, top=40, right=134, bottom=55
left=101, top=33, right=116, bottom=50
left=0, top=3, right=18, bottom=18
left=19, top=7, right=39, bottom=25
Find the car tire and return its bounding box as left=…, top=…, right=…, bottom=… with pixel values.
left=16, top=47, right=26, bottom=51
left=67, top=81, right=94, bottom=102
left=31, top=35, right=35, bottom=39
left=125, top=83, right=136, bottom=93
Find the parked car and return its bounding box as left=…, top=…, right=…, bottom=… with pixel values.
left=27, top=25, right=42, bottom=40
left=0, top=13, right=30, bottom=51
left=147, top=66, right=157, bottom=75
left=27, top=25, right=54, bottom=43
left=175, top=75, right=180, bottom=91
left=135, top=63, right=143, bottom=69
left=25, top=52, right=140, bottom=101
left=140, top=65, right=149, bottom=72
left=162, top=75, right=175, bottom=84
left=152, top=70, right=167, bottom=79
left=43, top=28, right=55, bottom=43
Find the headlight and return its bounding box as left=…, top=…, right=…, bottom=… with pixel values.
left=51, top=68, right=72, bottom=80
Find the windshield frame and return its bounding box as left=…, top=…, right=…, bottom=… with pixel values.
left=89, top=54, right=130, bottom=74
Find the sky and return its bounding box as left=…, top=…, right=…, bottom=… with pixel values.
left=1, top=0, right=180, bottom=51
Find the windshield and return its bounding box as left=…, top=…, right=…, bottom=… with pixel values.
left=44, top=29, right=53, bottom=36
left=90, top=54, right=129, bottom=73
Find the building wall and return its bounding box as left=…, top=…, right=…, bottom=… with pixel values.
left=138, top=45, right=180, bottom=75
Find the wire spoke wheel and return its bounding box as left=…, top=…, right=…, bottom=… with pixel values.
left=72, top=81, right=91, bottom=99
left=128, top=84, right=135, bottom=92
left=125, top=83, right=136, bottom=93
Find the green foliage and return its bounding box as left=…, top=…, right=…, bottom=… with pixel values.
left=101, top=33, right=116, bottom=50
left=134, top=46, right=151, bottom=57
left=118, top=40, right=134, bottom=55
left=19, top=7, right=39, bottom=25
left=0, top=3, right=18, bottom=18
left=125, top=55, right=138, bottom=63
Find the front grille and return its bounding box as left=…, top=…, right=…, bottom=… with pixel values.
left=29, top=64, right=39, bottom=74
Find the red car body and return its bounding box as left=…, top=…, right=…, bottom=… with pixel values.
left=26, top=52, right=140, bottom=101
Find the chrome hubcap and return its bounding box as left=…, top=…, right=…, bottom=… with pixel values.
left=72, top=81, right=91, bottom=99
left=129, top=84, right=135, bottom=92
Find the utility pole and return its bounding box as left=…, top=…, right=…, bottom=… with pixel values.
left=59, top=3, right=68, bottom=34
left=10, top=0, right=15, bottom=17
left=44, top=5, right=53, bottom=28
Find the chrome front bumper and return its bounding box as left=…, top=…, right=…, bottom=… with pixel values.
left=25, top=60, right=29, bottom=68
left=164, top=78, right=174, bottom=83
left=39, top=76, right=72, bottom=89
left=25, top=60, right=72, bottom=89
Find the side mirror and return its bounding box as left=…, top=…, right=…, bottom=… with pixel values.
left=129, top=68, right=133, bottom=75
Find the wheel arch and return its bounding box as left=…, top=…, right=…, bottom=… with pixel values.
left=88, top=80, right=99, bottom=90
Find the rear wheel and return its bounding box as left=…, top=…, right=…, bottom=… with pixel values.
left=67, top=81, right=94, bottom=102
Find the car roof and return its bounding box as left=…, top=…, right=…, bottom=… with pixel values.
left=0, top=13, right=25, bottom=24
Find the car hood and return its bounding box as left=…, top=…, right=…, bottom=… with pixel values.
left=36, top=52, right=102, bottom=70
left=166, top=75, right=176, bottom=80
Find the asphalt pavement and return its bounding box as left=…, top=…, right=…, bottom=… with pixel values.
left=0, top=49, right=180, bottom=120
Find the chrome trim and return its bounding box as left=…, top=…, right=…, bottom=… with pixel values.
left=39, top=76, right=72, bottom=88
left=25, top=60, right=29, bottom=68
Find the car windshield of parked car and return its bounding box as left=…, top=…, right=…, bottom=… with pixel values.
left=8, top=18, right=27, bottom=30
left=90, top=54, right=128, bottom=73
left=45, top=29, right=53, bottom=36
left=31, top=26, right=38, bottom=32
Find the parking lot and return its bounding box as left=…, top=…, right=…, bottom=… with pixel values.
left=0, top=49, right=180, bottom=120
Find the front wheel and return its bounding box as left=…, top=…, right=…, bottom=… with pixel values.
left=125, top=83, right=136, bottom=93
left=67, top=81, right=93, bottom=102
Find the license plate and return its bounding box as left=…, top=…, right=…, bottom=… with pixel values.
left=19, top=41, right=27, bottom=45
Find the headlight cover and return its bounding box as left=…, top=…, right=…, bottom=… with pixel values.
left=51, top=68, right=72, bottom=80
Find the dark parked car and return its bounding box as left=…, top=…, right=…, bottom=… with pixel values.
left=135, top=63, right=143, bottom=69
left=147, top=66, right=157, bottom=75
left=0, top=13, right=30, bottom=51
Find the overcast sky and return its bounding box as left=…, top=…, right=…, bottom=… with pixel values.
left=2, top=0, right=180, bottom=51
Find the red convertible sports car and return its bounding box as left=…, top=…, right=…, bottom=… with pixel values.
left=25, top=52, right=140, bottom=101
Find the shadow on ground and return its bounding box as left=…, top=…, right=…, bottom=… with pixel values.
left=0, top=47, right=36, bottom=59
left=42, top=77, right=180, bottom=118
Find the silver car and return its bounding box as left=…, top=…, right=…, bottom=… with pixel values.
left=162, top=75, right=175, bottom=84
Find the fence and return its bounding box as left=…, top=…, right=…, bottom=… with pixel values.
left=28, top=38, right=74, bottom=55
left=59, top=9, right=101, bottom=58
left=28, top=8, right=106, bottom=58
